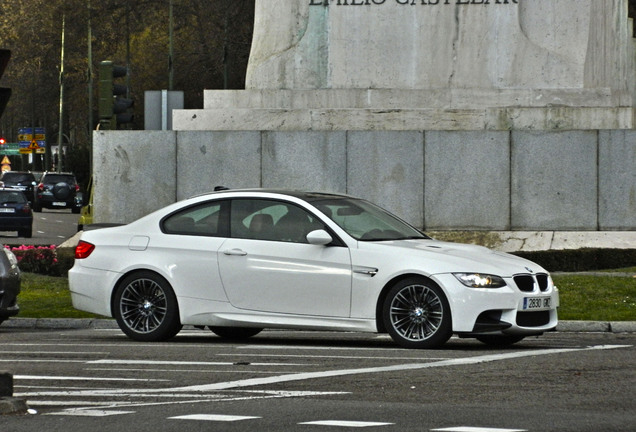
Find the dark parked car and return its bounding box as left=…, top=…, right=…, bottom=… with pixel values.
left=0, top=188, right=33, bottom=237
left=34, top=172, right=82, bottom=213
left=0, top=247, right=21, bottom=325
left=0, top=171, right=37, bottom=202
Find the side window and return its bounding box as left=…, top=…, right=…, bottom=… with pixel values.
left=162, top=201, right=227, bottom=237
left=230, top=199, right=322, bottom=243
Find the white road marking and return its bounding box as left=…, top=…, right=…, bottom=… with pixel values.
left=169, top=414, right=260, bottom=422
left=48, top=409, right=134, bottom=417
left=432, top=428, right=526, bottom=432
left=37, top=390, right=349, bottom=416
left=86, top=367, right=300, bottom=374
left=219, top=353, right=447, bottom=360
left=299, top=420, right=394, bottom=427
left=3, top=351, right=109, bottom=355
left=16, top=345, right=630, bottom=399
left=87, top=359, right=310, bottom=366
left=163, top=344, right=631, bottom=393
left=15, top=375, right=168, bottom=382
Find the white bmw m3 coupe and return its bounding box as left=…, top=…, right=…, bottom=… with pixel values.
left=69, top=189, right=559, bottom=349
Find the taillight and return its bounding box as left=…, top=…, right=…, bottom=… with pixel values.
left=37, top=183, right=44, bottom=191
left=22, top=203, right=31, bottom=213
left=75, top=240, right=95, bottom=259
left=75, top=184, right=80, bottom=192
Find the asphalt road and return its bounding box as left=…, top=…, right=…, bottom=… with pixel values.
left=0, top=328, right=634, bottom=431
left=0, top=209, right=79, bottom=246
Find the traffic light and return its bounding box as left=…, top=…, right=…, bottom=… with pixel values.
left=0, top=49, right=12, bottom=119
left=98, top=60, right=134, bottom=130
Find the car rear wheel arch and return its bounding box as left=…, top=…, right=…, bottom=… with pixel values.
left=111, top=269, right=183, bottom=341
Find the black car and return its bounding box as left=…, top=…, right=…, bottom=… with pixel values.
left=34, top=172, right=82, bottom=213
left=0, top=188, right=33, bottom=237
left=0, top=171, right=37, bottom=202
left=0, top=247, right=21, bottom=325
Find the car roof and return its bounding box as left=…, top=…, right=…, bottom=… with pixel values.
left=190, top=188, right=354, bottom=203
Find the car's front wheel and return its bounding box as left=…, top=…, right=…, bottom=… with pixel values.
left=113, top=271, right=182, bottom=342
left=383, top=277, right=452, bottom=349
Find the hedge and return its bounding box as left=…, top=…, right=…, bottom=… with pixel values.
left=4, top=245, right=75, bottom=277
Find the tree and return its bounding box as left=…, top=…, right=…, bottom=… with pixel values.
left=0, top=0, right=254, bottom=181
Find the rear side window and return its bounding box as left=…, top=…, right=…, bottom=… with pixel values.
left=162, top=201, right=228, bottom=237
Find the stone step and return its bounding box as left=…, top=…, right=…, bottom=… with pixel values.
left=174, top=106, right=632, bottom=131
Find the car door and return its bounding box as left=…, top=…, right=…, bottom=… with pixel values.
left=217, top=198, right=353, bottom=317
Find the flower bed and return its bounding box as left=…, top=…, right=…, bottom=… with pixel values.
left=4, top=245, right=75, bottom=277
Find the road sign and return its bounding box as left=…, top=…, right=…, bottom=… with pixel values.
left=0, top=142, right=21, bottom=155
left=18, top=127, right=46, bottom=149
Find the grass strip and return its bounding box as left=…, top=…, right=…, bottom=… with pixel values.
left=15, top=272, right=636, bottom=322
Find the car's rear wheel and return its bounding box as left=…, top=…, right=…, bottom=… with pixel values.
left=475, top=334, right=525, bottom=346
left=17, top=228, right=32, bottom=238
left=209, top=327, right=263, bottom=339
left=383, top=277, right=452, bottom=349
left=113, top=271, right=182, bottom=342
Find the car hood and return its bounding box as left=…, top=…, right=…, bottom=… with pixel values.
left=367, top=239, right=546, bottom=277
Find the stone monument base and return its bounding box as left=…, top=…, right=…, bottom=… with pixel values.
left=174, top=89, right=633, bottom=131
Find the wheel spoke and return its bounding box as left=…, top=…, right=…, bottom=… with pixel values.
left=389, top=283, right=444, bottom=341
left=120, top=278, right=167, bottom=334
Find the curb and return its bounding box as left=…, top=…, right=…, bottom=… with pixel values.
left=2, top=318, right=636, bottom=333
left=0, top=372, right=28, bottom=416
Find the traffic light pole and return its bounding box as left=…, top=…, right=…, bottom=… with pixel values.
left=57, top=14, right=66, bottom=173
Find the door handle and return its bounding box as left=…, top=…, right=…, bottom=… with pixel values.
left=223, top=248, right=247, bottom=256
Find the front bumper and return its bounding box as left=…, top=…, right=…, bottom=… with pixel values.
left=432, top=273, right=559, bottom=336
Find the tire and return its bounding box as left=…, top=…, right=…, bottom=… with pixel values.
left=383, top=277, right=452, bottom=349
left=209, top=326, right=263, bottom=339
left=33, top=202, right=42, bottom=212
left=113, top=271, right=182, bottom=342
left=53, top=182, right=71, bottom=200
left=18, top=228, right=32, bottom=238
left=475, top=335, right=525, bottom=346
left=72, top=207, right=80, bottom=214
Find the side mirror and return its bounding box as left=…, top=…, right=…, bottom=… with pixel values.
left=306, top=229, right=333, bottom=246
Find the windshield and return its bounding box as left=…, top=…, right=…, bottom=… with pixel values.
left=310, top=197, right=428, bottom=241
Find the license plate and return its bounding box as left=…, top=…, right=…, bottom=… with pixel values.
left=52, top=202, right=66, bottom=206
left=0, top=208, right=15, bottom=213
left=522, top=297, right=551, bottom=310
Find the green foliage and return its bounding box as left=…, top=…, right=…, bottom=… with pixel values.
left=554, top=274, right=636, bottom=321
left=18, top=272, right=99, bottom=319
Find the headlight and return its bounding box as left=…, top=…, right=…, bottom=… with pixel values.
left=453, top=273, right=506, bottom=288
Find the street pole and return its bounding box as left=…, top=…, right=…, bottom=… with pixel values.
left=57, top=14, right=66, bottom=173
left=87, top=0, right=93, bottom=174
left=169, top=0, right=174, bottom=91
